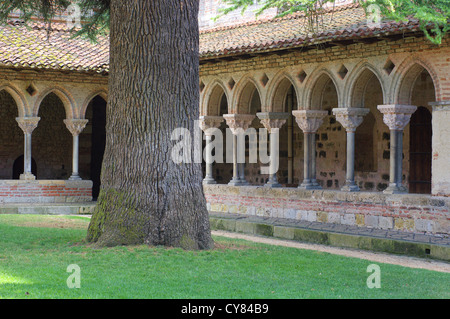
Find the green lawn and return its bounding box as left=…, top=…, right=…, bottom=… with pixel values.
left=0, top=214, right=448, bottom=299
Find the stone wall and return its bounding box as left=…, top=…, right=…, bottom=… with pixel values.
left=204, top=184, right=450, bottom=236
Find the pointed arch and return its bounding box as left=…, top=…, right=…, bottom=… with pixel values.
left=80, top=89, right=108, bottom=119
left=232, top=75, right=264, bottom=114
left=393, top=57, right=438, bottom=105
left=345, top=62, right=387, bottom=108
left=33, top=86, right=76, bottom=119
left=202, top=80, right=229, bottom=116
left=265, top=71, right=300, bottom=112
left=304, top=68, right=340, bottom=110
left=0, top=83, right=28, bottom=117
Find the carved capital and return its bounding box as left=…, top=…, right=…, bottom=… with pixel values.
left=332, top=108, right=370, bottom=132
left=16, top=117, right=40, bottom=134
left=64, top=119, right=89, bottom=136
left=377, top=104, right=417, bottom=131
left=292, top=110, right=328, bottom=133
left=223, top=114, right=255, bottom=135
left=198, top=116, right=224, bottom=136
left=256, top=112, right=289, bottom=133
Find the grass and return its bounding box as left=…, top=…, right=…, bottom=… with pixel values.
left=0, top=214, right=448, bottom=299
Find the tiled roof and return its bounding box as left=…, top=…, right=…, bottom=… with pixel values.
left=0, top=4, right=424, bottom=74
left=199, top=3, right=423, bottom=59
left=0, top=21, right=109, bottom=74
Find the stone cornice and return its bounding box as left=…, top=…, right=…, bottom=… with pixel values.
left=429, top=101, right=450, bottom=112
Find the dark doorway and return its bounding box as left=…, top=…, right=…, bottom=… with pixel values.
left=13, top=156, right=37, bottom=179
left=409, top=106, right=432, bottom=194
left=90, top=96, right=107, bottom=200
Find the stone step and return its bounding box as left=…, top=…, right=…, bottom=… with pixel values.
left=0, top=202, right=96, bottom=215
left=209, top=212, right=450, bottom=262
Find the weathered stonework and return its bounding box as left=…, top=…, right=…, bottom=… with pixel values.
left=200, top=34, right=449, bottom=195
left=204, top=184, right=450, bottom=236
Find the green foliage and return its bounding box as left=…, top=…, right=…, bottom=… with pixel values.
left=363, top=0, right=450, bottom=44
left=218, top=0, right=450, bottom=44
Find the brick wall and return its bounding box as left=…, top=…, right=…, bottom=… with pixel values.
left=204, top=184, right=450, bottom=235
left=0, top=180, right=92, bottom=203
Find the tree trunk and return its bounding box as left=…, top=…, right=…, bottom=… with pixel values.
left=86, top=0, right=214, bottom=250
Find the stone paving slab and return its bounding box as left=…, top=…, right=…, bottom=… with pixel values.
left=209, top=212, right=450, bottom=262
left=0, top=202, right=96, bottom=215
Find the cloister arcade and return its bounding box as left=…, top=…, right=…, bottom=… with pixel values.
left=199, top=57, right=437, bottom=195
left=0, top=79, right=107, bottom=201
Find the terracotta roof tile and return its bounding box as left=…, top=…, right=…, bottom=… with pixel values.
left=199, top=4, right=422, bottom=59
left=0, top=4, right=423, bottom=73
left=0, top=21, right=109, bottom=74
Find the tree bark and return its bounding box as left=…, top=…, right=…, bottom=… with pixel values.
left=86, top=0, right=214, bottom=250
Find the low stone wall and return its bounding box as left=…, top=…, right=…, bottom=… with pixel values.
left=204, top=185, right=450, bottom=236
left=0, top=180, right=92, bottom=203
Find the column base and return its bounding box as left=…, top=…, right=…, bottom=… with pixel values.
left=203, top=177, right=217, bottom=185
left=383, top=184, right=408, bottom=194
left=264, top=182, right=282, bottom=188
left=239, top=179, right=249, bottom=186
left=341, top=181, right=360, bottom=192
left=298, top=182, right=322, bottom=190
left=20, top=173, right=36, bottom=181
left=69, top=174, right=82, bottom=181
left=228, top=178, right=243, bottom=186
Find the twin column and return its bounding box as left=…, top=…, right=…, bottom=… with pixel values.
left=201, top=104, right=417, bottom=192
left=16, top=117, right=40, bottom=180
left=292, top=110, right=328, bottom=190
left=377, top=105, right=417, bottom=194
left=332, top=108, right=369, bottom=192
left=64, top=119, right=89, bottom=180
left=15, top=117, right=88, bottom=181
left=223, top=114, right=255, bottom=186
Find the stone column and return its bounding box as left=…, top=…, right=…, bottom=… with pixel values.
left=377, top=104, right=417, bottom=194
left=64, top=119, right=89, bottom=181
left=292, top=110, right=328, bottom=190
left=16, top=117, right=40, bottom=180
left=223, top=114, right=255, bottom=186
left=257, top=112, right=289, bottom=188
left=429, top=101, right=450, bottom=196
left=332, top=108, right=369, bottom=192
left=199, top=116, right=224, bottom=185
